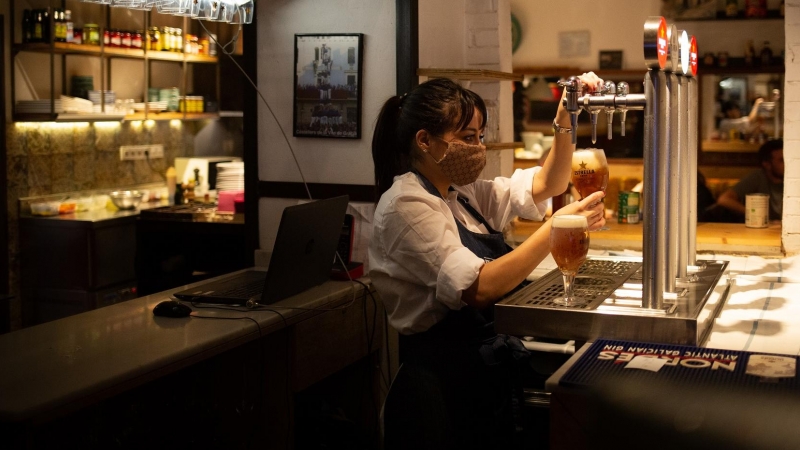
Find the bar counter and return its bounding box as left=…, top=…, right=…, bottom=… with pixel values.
left=509, top=219, right=783, bottom=256
left=0, top=270, right=384, bottom=449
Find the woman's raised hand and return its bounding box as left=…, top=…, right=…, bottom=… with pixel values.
left=554, top=191, right=606, bottom=231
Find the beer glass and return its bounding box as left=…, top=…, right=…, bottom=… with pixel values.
left=550, top=215, right=590, bottom=306
left=571, top=147, right=609, bottom=230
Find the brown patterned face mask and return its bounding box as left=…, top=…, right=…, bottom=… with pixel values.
left=427, top=138, right=486, bottom=186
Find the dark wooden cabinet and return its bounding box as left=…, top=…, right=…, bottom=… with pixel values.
left=19, top=215, right=138, bottom=326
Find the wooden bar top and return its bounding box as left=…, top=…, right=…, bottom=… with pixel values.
left=509, top=219, right=783, bottom=256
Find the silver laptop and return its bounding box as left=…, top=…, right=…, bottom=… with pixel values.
left=173, top=195, right=349, bottom=306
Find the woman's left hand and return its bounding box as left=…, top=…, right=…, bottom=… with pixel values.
left=554, top=191, right=606, bottom=231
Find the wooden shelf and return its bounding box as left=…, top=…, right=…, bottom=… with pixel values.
left=417, top=68, right=523, bottom=82
left=673, top=10, right=784, bottom=21
left=701, top=140, right=760, bottom=153
left=485, top=142, right=523, bottom=151
left=124, top=112, right=219, bottom=121
left=513, top=67, right=646, bottom=79
left=13, top=42, right=217, bottom=63
left=697, top=63, right=784, bottom=75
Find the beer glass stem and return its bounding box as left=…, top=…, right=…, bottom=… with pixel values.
left=562, top=271, right=576, bottom=302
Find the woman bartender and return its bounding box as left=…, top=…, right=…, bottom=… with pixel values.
left=370, top=74, right=605, bottom=449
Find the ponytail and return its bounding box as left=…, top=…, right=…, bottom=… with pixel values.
left=372, top=95, right=408, bottom=198
left=371, top=78, right=488, bottom=200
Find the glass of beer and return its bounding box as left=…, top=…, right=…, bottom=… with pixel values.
left=550, top=215, right=590, bottom=306
left=571, top=147, right=609, bottom=230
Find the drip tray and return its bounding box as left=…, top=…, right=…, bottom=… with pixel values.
left=495, top=256, right=732, bottom=346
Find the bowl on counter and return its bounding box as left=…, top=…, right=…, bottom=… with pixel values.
left=109, top=191, right=144, bottom=210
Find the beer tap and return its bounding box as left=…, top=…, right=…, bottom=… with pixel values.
left=615, top=81, right=630, bottom=137
left=603, top=81, right=617, bottom=140
left=587, top=87, right=605, bottom=144
left=558, top=76, right=582, bottom=144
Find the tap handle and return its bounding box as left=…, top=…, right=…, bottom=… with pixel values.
left=616, top=81, right=630, bottom=137
left=604, top=81, right=617, bottom=140
left=617, top=81, right=630, bottom=97
left=604, top=80, right=617, bottom=96
left=559, top=76, right=583, bottom=114
left=559, top=76, right=583, bottom=144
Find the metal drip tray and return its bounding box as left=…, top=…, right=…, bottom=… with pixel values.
left=495, top=256, right=732, bottom=346
left=516, top=259, right=642, bottom=310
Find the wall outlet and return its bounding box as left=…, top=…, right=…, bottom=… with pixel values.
left=119, top=144, right=164, bottom=161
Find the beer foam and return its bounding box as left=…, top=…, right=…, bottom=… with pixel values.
left=552, top=214, right=588, bottom=228
left=572, top=148, right=607, bottom=170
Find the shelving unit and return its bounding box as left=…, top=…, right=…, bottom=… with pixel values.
left=10, top=0, right=231, bottom=123
left=417, top=68, right=523, bottom=151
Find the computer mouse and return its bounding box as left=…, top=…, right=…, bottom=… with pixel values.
left=153, top=300, right=192, bottom=318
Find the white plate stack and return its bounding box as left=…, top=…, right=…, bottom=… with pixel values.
left=215, top=162, right=245, bottom=192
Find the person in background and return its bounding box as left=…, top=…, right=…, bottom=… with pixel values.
left=716, top=139, right=784, bottom=221
left=718, top=97, right=764, bottom=139
left=370, top=75, right=605, bottom=449
left=696, top=170, right=717, bottom=222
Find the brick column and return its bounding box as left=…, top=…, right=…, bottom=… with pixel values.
left=783, top=4, right=799, bottom=253
left=464, top=0, right=514, bottom=179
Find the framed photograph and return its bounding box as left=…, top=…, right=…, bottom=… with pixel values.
left=599, top=50, right=623, bottom=70
left=293, top=33, right=364, bottom=139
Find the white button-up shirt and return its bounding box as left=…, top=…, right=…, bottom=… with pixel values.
left=369, top=168, right=547, bottom=335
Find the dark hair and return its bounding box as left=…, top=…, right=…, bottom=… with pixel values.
left=371, top=78, right=487, bottom=198
left=758, top=138, right=783, bottom=163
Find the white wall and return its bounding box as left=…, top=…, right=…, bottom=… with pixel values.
left=419, top=0, right=515, bottom=179
left=256, top=0, right=396, bottom=251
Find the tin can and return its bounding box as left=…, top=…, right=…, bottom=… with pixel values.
left=618, top=191, right=640, bottom=224
left=745, top=193, right=769, bottom=228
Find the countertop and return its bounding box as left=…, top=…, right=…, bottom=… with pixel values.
left=0, top=270, right=369, bottom=422
left=509, top=219, right=783, bottom=256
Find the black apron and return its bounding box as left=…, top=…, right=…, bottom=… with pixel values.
left=390, top=171, right=530, bottom=450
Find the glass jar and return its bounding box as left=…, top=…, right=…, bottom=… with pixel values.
left=103, top=29, right=111, bottom=46
left=174, top=28, right=182, bottom=53
left=110, top=29, right=122, bottom=47
left=122, top=31, right=132, bottom=48
left=84, top=24, right=100, bottom=46
left=72, top=28, right=82, bottom=45
left=198, top=37, right=209, bottom=55
left=161, top=27, right=171, bottom=51
left=132, top=31, right=143, bottom=49
left=148, top=27, right=160, bottom=51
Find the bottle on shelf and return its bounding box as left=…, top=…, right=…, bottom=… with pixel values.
left=65, top=10, right=73, bottom=43
left=725, top=0, right=739, bottom=17
left=745, top=0, right=767, bottom=18
left=41, top=9, right=50, bottom=43
left=32, top=10, right=44, bottom=43
left=22, top=9, right=32, bottom=43
left=745, top=40, right=756, bottom=66
left=760, top=41, right=773, bottom=66
left=54, top=9, right=66, bottom=43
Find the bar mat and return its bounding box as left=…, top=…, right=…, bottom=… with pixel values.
left=560, top=339, right=800, bottom=393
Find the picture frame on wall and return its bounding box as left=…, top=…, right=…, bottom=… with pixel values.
left=293, top=33, right=364, bottom=139
left=599, top=50, right=623, bottom=70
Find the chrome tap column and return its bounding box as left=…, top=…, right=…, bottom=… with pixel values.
left=558, top=17, right=701, bottom=309
left=495, top=17, right=731, bottom=346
